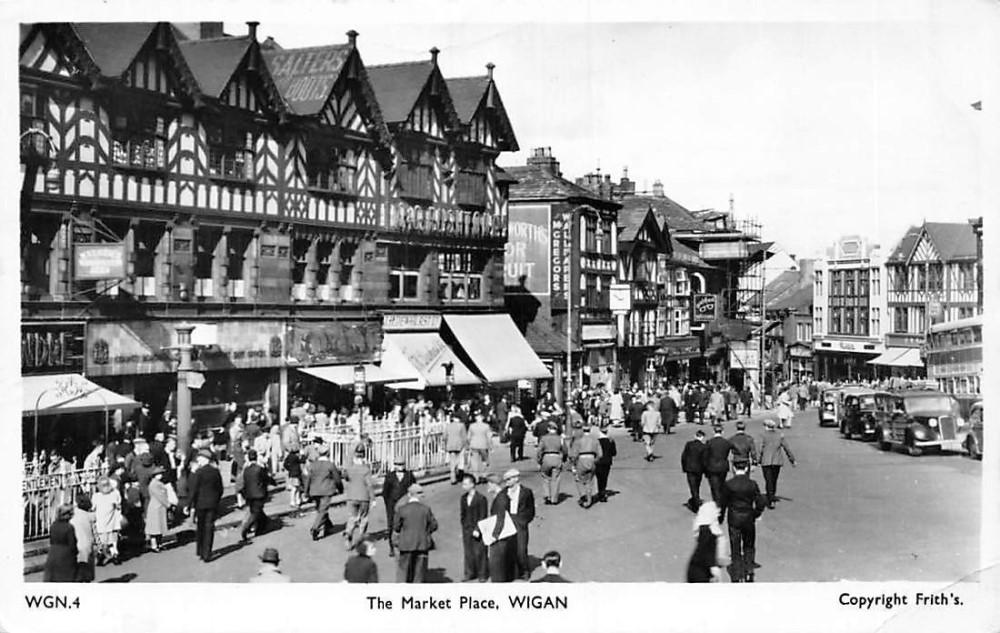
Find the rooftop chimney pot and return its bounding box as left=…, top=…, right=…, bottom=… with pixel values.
left=486, top=62, right=495, bottom=79
left=346, top=30, right=358, bottom=46
left=430, top=47, right=440, bottom=63
left=247, top=21, right=259, bottom=39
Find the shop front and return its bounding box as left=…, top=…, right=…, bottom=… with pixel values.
left=86, top=319, right=289, bottom=434
left=580, top=322, right=616, bottom=388
left=655, top=336, right=700, bottom=385
left=813, top=336, right=882, bottom=382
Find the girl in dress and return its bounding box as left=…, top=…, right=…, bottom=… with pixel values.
left=92, top=475, right=122, bottom=564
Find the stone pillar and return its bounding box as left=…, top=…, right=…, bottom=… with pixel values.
left=49, top=216, right=72, bottom=301
left=304, top=237, right=319, bottom=302
left=212, top=230, right=227, bottom=301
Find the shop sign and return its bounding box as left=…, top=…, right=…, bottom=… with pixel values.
left=550, top=209, right=572, bottom=309
left=86, top=320, right=287, bottom=376
left=609, top=283, right=631, bottom=313
left=729, top=341, right=760, bottom=369
left=287, top=321, right=382, bottom=366
left=383, top=313, right=441, bottom=332
left=74, top=243, right=126, bottom=280
left=387, top=201, right=502, bottom=239
left=21, top=322, right=85, bottom=375
left=504, top=205, right=550, bottom=294
left=692, top=293, right=718, bottom=322
left=582, top=323, right=616, bottom=341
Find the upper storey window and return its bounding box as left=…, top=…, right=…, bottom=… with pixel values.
left=112, top=111, right=166, bottom=171
left=207, top=123, right=254, bottom=182
left=396, top=147, right=433, bottom=201
left=307, top=144, right=356, bottom=195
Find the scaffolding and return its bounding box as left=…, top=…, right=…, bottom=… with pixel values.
left=734, top=213, right=767, bottom=402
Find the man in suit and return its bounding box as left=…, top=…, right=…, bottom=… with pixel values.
left=444, top=414, right=468, bottom=484
left=467, top=412, right=492, bottom=481
left=187, top=450, right=223, bottom=562
left=240, top=449, right=274, bottom=543
left=343, top=445, right=376, bottom=551
left=505, top=405, right=528, bottom=462
left=380, top=456, right=415, bottom=557
left=627, top=394, right=646, bottom=441
left=720, top=460, right=767, bottom=582
left=703, top=426, right=733, bottom=504
left=493, top=468, right=536, bottom=581
left=570, top=421, right=603, bottom=509
left=459, top=472, right=489, bottom=582
left=305, top=444, right=343, bottom=540
left=530, top=550, right=571, bottom=583
left=680, top=429, right=708, bottom=512
left=728, top=421, right=758, bottom=470
left=393, top=483, right=438, bottom=583
left=536, top=423, right=567, bottom=505
left=659, top=390, right=678, bottom=435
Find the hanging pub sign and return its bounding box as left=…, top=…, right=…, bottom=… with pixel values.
left=74, top=243, right=127, bottom=280
left=692, top=293, right=719, bottom=322
left=286, top=321, right=382, bottom=366
left=21, top=322, right=86, bottom=375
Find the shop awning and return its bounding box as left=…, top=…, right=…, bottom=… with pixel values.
left=296, top=355, right=419, bottom=387
left=866, top=349, right=903, bottom=366
left=22, top=374, right=139, bottom=417
left=444, top=314, right=552, bottom=383
left=886, top=348, right=924, bottom=368
left=382, top=332, right=481, bottom=390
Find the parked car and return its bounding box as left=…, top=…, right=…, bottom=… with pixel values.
left=834, top=385, right=872, bottom=429
left=875, top=390, right=968, bottom=455
left=963, top=401, right=983, bottom=460
left=819, top=388, right=841, bottom=427
left=840, top=389, right=891, bottom=440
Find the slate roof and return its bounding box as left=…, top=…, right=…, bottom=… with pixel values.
left=525, top=317, right=581, bottom=356
left=262, top=44, right=352, bottom=116
left=366, top=60, right=434, bottom=124
left=764, top=270, right=801, bottom=309
left=178, top=36, right=251, bottom=98
left=505, top=165, right=616, bottom=206
left=887, top=222, right=977, bottom=263
left=445, top=75, right=489, bottom=122
left=72, top=23, right=157, bottom=78
left=670, top=237, right=713, bottom=268
left=770, top=284, right=813, bottom=312
left=619, top=195, right=708, bottom=232
left=617, top=208, right=653, bottom=243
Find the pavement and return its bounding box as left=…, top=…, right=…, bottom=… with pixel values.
left=25, top=406, right=982, bottom=583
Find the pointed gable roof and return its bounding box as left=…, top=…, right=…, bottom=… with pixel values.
left=366, top=60, right=436, bottom=124
left=262, top=44, right=353, bottom=115
left=71, top=22, right=158, bottom=78
left=446, top=71, right=519, bottom=151
left=178, top=35, right=253, bottom=98
left=887, top=222, right=977, bottom=264
left=887, top=225, right=921, bottom=264
left=617, top=207, right=669, bottom=252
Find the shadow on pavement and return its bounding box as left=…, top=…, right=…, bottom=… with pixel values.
left=210, top=540, right=249, bottom=561
left=425, top=567, right=454, bottom=583
left=100, top=572, right=137, bottom=583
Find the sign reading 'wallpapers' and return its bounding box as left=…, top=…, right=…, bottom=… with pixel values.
left=504, top=205, right=550, bottom=295
left=550, top=209, right=572, bottom=309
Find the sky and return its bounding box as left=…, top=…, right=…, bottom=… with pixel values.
left=14, top=1, right=994, bottom=262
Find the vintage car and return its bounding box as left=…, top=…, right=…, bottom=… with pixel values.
left=875, top=389, right=968, bottom=455
left=963, top=401, right=983, bottom=460
left=819, top=388, right=841, bottom=427
left=839, top=389, right=890, bottom=440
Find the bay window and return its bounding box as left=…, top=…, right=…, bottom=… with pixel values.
left=112, top=110, right=166, bottom=171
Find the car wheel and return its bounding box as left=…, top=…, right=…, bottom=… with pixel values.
left=905, top=433, right=922, bottom=457
left=966, top=435, right=981, bottom=460
left=876, top=428, right=890, bottom=451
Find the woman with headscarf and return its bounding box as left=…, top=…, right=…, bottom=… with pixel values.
left=69, top=494, right=97, bottom=582
left=92, top=475, right=122, bottom=565
left=144, top=467, right=170, bottom=552
left=43, top=504, right=78, bottom=582
left=686, top=500, right=725, bottom=583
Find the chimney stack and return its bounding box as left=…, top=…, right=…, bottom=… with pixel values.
left=652, top=180, right=665, bottom=197
left=430, top=47, right=439, bottom=64
left=346, top=29, right=358, bottom=46
left=486, top=62, right=494, bottom=80
left=247, top=21, right=259, bottom=40
left=527, top=147, right=561, bottom=177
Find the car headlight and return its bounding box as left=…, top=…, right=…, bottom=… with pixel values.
left=928, top=418, right=938, bottom=428
left=957, top=417, right=966, bottom=427
left=913, top=427, right=928, bottom=439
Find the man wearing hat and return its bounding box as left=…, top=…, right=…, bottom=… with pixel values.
left=728, top=420, right=758, bottom=471
left=680, top=429, right=708, bottom=512
left=467, top=412, right=492, bottom=481
left=380, top=455, right=415, bottom=557
left=492, top=468, right=536, bottom=580
left=720, top=460, right=766, bottom=582
left=704, top=425, right=734, bottom=504
left=249, top=547, right=291, bottom=583
left=458, top=472, right=489, bottom=582
left=569, top=421, right=603, bottom=509
left=444, top=413, right=468, bottom=484
left=240, top=449, right=274, bottom=543
left=536, top=422, right=567, bottom=505
left=343, top=444, right=376, bottom=551
left=393, top=483, right=438, bottom=583
left=305, top=442, right=343, bottom=541
left=758, top=418, right=797, bottom=509
left=187, top=450, right=223, bottom=562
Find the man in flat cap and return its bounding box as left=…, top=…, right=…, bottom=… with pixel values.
left=492, top=468, right=535, bottom=580
left=187, top=450, right=223, bottom=562
left=720, top=460, right=766, bottom=582
left=393, top=483, right=438, bottom=583
left=380, top=455, right=415, bottom=557
left=305, top=442, right=343, bottom=541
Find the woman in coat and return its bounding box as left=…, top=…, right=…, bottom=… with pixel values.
left=69, top=495, right=97, bottom=582
left=758, top=419, right=797, bottom=508
left=43, top=504, right=78, bottom=582
left=686, top=501, right=724, bottom=582
left=776, top=389, right=794, bottom=428
left=144, top=467, right=170, bottom=552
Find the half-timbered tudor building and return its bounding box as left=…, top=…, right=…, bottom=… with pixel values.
left=19, top=22, right=541, bottom=459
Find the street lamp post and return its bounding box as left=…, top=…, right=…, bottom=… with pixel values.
left=174, top=323, right=196, bottom=459
left=442, top=362, right=455, bottom=406
left=354, top=364, right=367, bottom=436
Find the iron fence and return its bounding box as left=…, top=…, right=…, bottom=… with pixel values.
left=23, top=464, right=107, bottom=542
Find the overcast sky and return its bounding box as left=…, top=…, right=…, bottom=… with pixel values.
left=206, top=4, right=990, bottom=258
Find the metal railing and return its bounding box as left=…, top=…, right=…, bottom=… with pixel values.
left=312, top=421, right=448, bottom=479
left=23, top=463, right=108, bottom=542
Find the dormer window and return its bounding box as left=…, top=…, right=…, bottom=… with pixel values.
left=112, top=111, right=166, bottom=171
left=207, top=123, right=254, bottom=182
left=307, top=144, right=356, bottom=194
